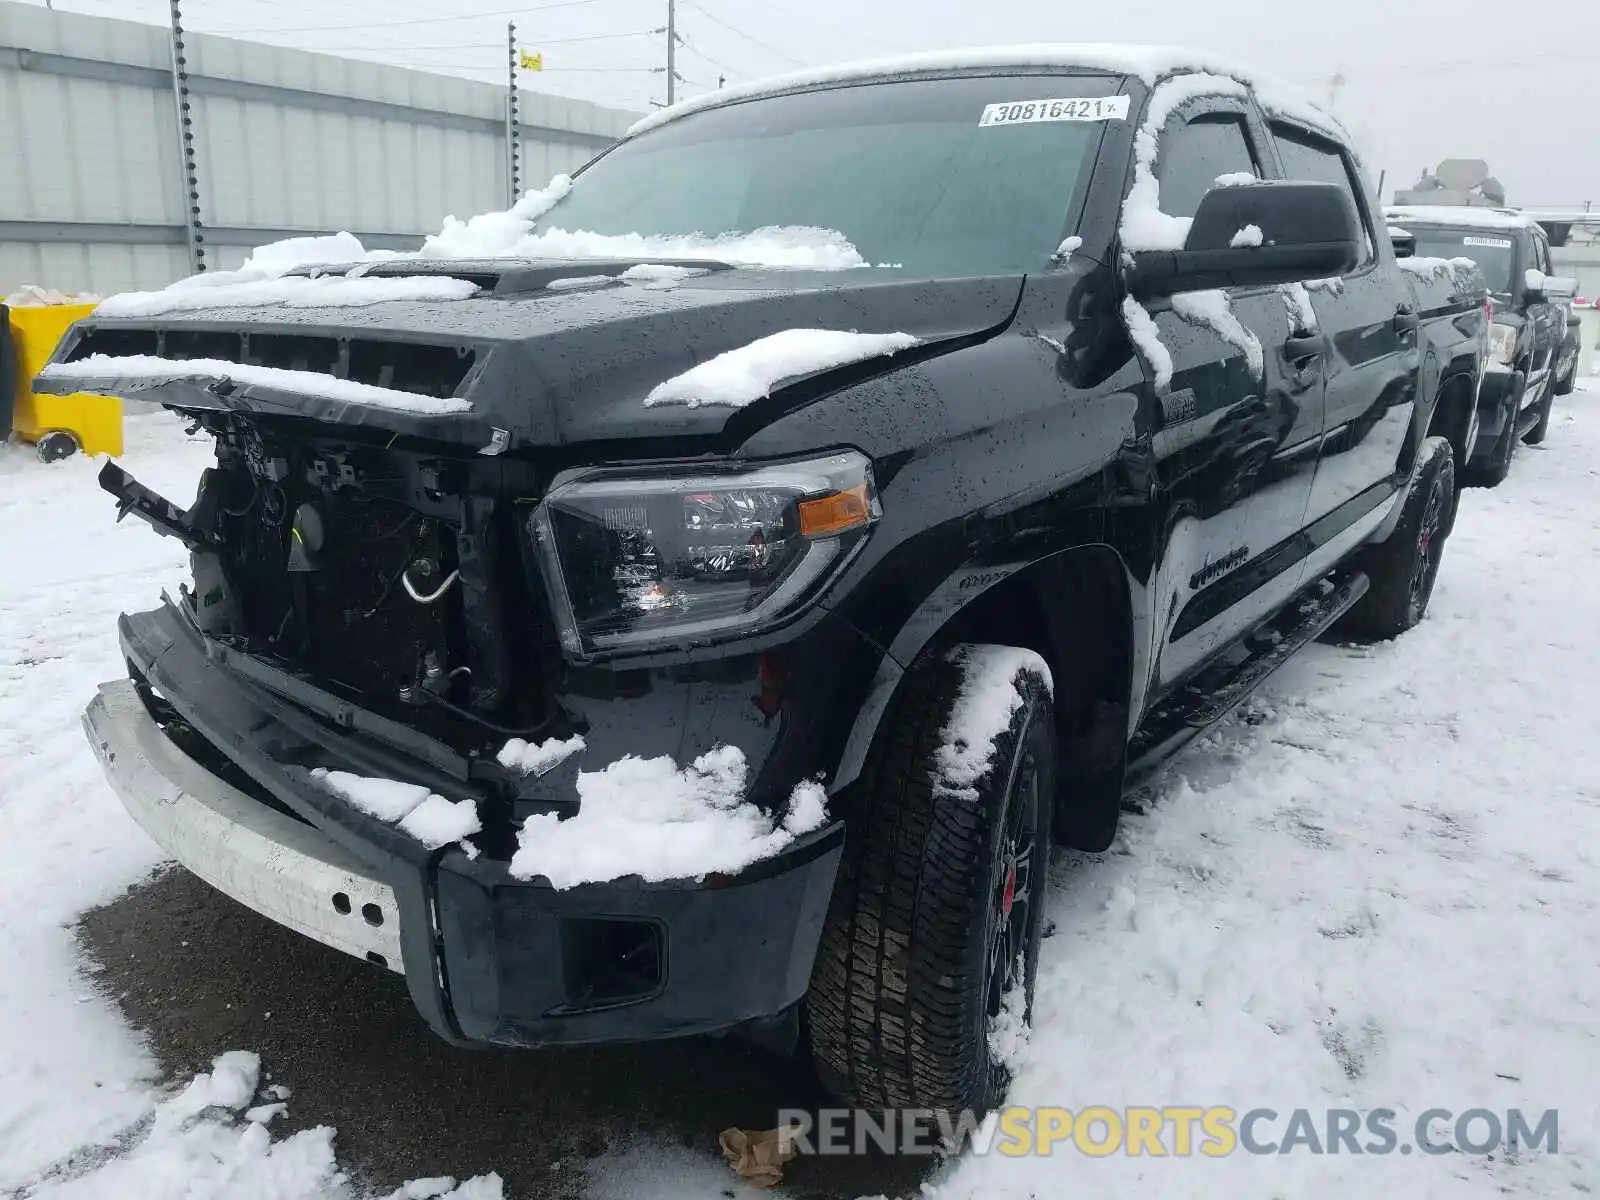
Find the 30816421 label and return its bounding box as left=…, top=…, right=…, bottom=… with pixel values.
left=978, top=96, right=1131, bottom=127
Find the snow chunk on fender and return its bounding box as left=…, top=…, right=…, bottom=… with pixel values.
left=508, top=747, right=830, bottom=888
left=935, top=645, right=1054, bottom=799
left=498, top=733, right=587, bottom=777
left=39, top=355, right=473, bottom=416
left=643, top=329, right=918, bottom=409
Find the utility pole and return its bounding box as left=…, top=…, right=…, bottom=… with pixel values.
left=1327, top=67, right=1346, bottom=111
left=167, top=0, right=205, bottom=274
left=665, top=0, right=677, bottom=106
left=505, top=21, right=520, bottom=207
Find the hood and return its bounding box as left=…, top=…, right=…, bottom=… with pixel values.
left=43, top=262, right=1024, bottom=452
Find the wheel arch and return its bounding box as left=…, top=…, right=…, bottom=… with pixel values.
left=830, top=543, right=1139, bottom=851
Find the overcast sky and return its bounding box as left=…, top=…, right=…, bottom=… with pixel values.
left=29, top=0, right=1600, bottom=206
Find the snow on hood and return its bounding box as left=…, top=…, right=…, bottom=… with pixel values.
left=95, top=273, right=479, bottom=318
left=37, top=354, right=474, bottom=417
left=627, top=44, right=1343, bottom=141
left=508, top=746, right=829, bottom=889
left=643, top=328, right=919, bottom=409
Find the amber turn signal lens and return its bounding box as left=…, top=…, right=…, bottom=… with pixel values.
left=798, top=483, right=871, bottom=537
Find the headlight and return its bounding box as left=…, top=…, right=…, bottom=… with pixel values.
left=530, top=450, right=878, bottom=657
left=1487, top=322, right=1518, bottom=366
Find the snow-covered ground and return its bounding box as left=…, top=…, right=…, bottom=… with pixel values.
left=2, top=390, right=1598, bottom=1197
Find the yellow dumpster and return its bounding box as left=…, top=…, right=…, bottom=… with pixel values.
left=4, top=299, right=123, bottom=461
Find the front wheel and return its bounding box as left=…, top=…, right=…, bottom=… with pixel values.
left=1338, top=436, right=1455, bottom=641
left=807, top=644, right=1055, bottom=1116
left=1523, top=381, right=1555, bottom=445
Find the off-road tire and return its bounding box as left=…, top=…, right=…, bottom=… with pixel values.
left=1522, top=383, right=1554, bottom=445
left=1554, top=355, right=1576, bottom=397
left=806, top=645, right=1055, bottom=1117
left=1339, top=436, right=1454, bottom=640
left=1461, top=388, right=1518, bottom=488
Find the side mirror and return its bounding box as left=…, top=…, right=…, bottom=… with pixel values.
left=1388, top=226, right=1416, bottom=259
left=1526, top=268, right=1577, bottom=302
left=1126, top=181, right=1362, bottom=298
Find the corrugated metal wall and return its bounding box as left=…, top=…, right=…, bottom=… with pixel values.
left=0, top=1, right=639, bottom=295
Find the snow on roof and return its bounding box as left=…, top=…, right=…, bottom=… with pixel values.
left=627, top=44, right=1344, bottom=142
left=1383, top=205, right=1534, bottom=232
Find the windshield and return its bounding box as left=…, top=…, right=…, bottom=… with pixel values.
left=1410, top=229, right=1518, bottom=293
left=532, top=74, right=1119, bottom=277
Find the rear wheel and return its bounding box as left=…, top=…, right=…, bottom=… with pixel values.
left=1554, top=352, right=1576, bottom=396
left=807, top=645, right=1054, bottom=1117
left=1339, top=436, right=1455, bottom=640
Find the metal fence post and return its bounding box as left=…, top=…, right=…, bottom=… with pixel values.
left=167, top=0, right=206, bottom=273
left=505, top=21, right=521, bottom=208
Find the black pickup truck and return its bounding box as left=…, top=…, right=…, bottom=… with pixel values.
left=1386, top=204, right=1576, bottom=483
left=53, top=48, right=1486, bottom=1119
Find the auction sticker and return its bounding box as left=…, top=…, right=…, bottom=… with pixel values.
left=979, top=96, right=1131, bottom=126
left=1463, top=236, right=1513, bottom=248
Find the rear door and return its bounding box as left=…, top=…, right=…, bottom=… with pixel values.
left=1268, top=121, right=1416, bottom=579
left=1143, top=94, right=1326, bottom=689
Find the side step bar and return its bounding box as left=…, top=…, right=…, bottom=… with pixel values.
left=1125, top=570, right=1369, bottom=788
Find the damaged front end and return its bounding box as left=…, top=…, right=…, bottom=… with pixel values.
left=70, top=337, right=881, bottom=1048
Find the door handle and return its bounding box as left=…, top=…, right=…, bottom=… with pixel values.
left=1393, top=307, right=1420, bottom=333
left=1282, top=332, right=1328, bottom=362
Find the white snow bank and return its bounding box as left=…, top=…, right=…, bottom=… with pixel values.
left=18, top=1049, right=502, bottom=1200
left=311, top=769, right=481, bottom=851
left=508, top=747, right=830, bottom=888
left=37, top=355, right=472, bottom=416
left=935, top=645, right=1054, bottom=798
left=1172, top=288, right=1265, bottom=377
left=643, top=328, right=918, bottom=409
left=1121, top=295, right=1173, bottom=392
left=96, top=274, right=478, bottom=317
left=628, top=44, right=1342, bottom=141
left=497, top=734, right=587, bottom=777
